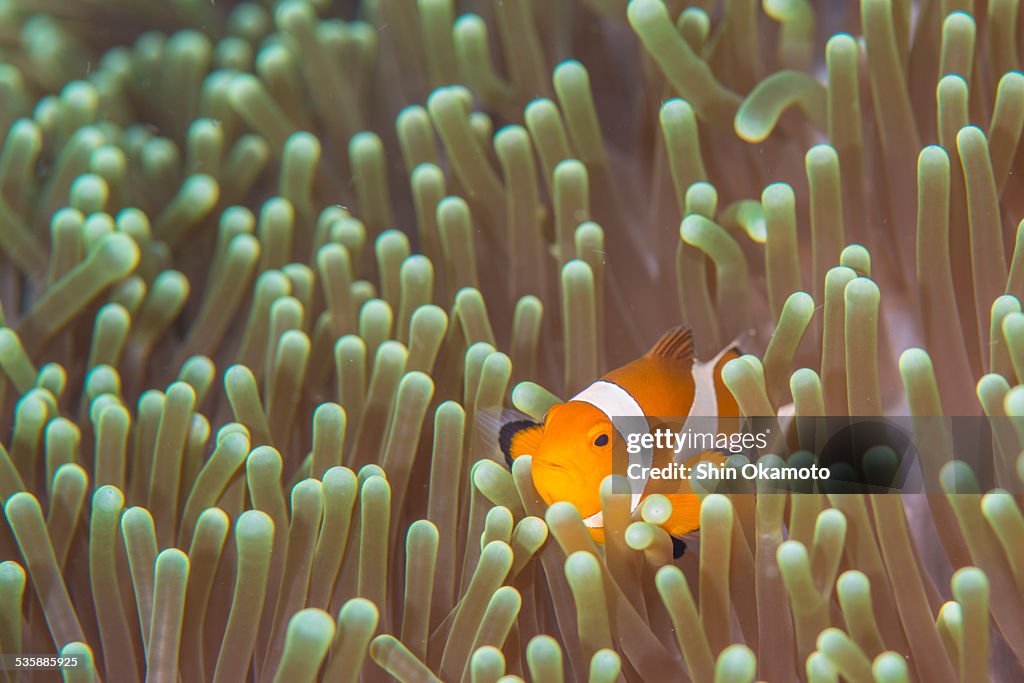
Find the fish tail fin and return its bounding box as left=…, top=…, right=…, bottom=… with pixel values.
left=499, top=419, right=544, bottom=468
left=647, top=326, right=695, bottom=364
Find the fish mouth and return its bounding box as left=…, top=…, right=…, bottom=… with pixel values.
left=531, top=462, right=574, bottom=501
left=535, top=459, right=569, bottom=473
left=531, top=461, right=601, bottom=518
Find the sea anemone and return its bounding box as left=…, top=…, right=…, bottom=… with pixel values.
left=0, top=0, right=1023, bottom=680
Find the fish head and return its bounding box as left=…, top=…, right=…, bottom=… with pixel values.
left=530, top=400, right=614, bottom=519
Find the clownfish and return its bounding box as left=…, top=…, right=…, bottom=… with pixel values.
left=499, top=327, right=741, bottom=557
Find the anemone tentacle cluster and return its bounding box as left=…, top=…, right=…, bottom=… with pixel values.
left=0, top=0, right=1023, bottom=681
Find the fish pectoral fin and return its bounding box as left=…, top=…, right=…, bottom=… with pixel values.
left=499, top=419, right=544, bottom=468
left=478, top=406, right=538, bottom=463
left=671, top=530, right=701, bottom=558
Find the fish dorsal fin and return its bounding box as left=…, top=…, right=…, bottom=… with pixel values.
left=499, top=419, right=544, bottom=468
left=647, top=326, right=695, bottom=364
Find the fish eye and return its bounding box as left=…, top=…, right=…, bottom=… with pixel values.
left=594, top=434, right=609, bottom=447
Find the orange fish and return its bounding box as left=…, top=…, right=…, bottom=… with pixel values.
left=499, top=327, right=741, bottom=555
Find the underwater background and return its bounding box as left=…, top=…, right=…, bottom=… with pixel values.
left=1, top=0, right=1023, bottom=680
